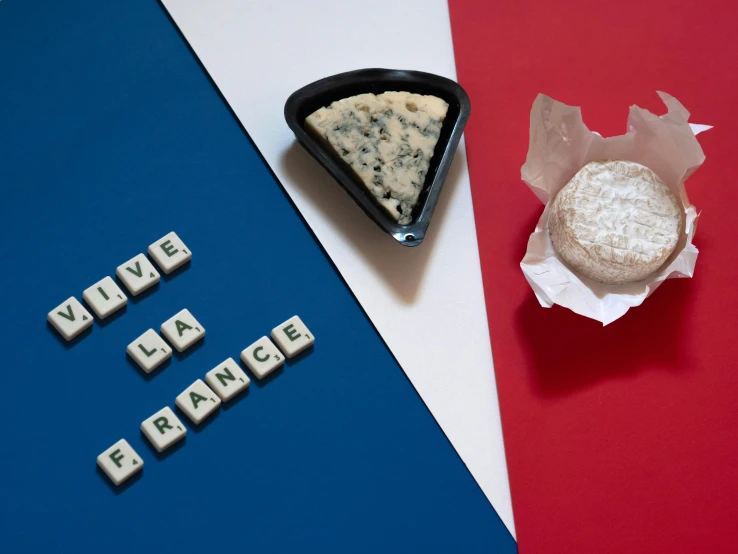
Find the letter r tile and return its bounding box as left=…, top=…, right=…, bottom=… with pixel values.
left=141, top=407, right=186, bottom=453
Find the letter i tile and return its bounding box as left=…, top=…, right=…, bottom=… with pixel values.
left=83, top=276, right=127, bottom=319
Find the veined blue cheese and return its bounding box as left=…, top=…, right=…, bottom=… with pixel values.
left=305, top=91, right=449, bottom=224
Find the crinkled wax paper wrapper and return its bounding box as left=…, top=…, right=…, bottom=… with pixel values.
left=520, top=92, right=710, bottom=325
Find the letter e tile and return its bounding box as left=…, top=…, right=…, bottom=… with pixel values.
left=270, top=316, right=314, bottom=358
left=148, top=231, right=192, bottom=274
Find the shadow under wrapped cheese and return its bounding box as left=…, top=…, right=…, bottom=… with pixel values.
left=516, top=278, right=694, bottom=398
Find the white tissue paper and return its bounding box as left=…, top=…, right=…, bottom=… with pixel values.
left=520, top=92, right=710, bottom=325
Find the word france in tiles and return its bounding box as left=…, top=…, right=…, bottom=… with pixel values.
left=46, top=232, right=315, bottom=486
left=108, top=313, right=314, bottom=485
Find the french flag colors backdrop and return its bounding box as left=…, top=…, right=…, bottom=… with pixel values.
left=2, top=0, right=737, bottom=552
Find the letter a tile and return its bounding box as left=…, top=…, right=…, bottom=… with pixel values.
left=160, top=309, right=205, bottom=352
left=175, top=379, right=221, bottom=424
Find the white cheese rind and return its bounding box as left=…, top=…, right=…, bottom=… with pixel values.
left=305, top=91, right=449, bottom=224
left=549, top=160, right=684, bottom=285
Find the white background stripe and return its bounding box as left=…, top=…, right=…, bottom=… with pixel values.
left=162, top=0, right=515, bottom=536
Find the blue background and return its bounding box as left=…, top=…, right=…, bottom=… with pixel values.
left=0, top=1, right=515, bottom=552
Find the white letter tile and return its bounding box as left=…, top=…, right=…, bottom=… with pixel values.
left=141, top=407, right=186, bottom=452
left=175, top=379, right=221, bottom=424
left=127, top=329, right=172, bottom=374
left=148, top=231, right=192, bottom=274
left=205, top=358, right=250, bottom=401
left=241, top=336, right=284, bottom=379
left=116, top=253, right=160, bottom=296
left=48, top=296, right=93, bottom=341
left=160, top=309, right=205, bottom=352
left=97, top=439, right=143, bottom=486
left=271, top=316, right=314, bottom=358
left=83, top=276, right=127, bottom=319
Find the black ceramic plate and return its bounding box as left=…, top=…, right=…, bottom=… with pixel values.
left=284, top=68, right=471, bottom=247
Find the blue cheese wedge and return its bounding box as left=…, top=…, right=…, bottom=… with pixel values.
left=305, top=91, right=449, bottom=224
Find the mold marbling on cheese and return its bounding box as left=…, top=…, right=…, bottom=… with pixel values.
left=305, top=91, right=449, bottom=224
left=549, top=160, right=685, bottom=285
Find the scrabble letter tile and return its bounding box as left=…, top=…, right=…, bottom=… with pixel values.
left=141, top=407, right=186, bottom=452
left=48, top=297, right=93, bottom=341
left=97, top=439, right=143, bottom=486
left=116, top=253, right=160, bottom=296
left=148, top=231, right=192, bottom=274
left=241, top=336, right=284, bottom=379
left=160, top=309, right=205, bottom=352
left=205, top=358, right=250, bottom=401
left=127, top=329, right=172, bottom=374
left=83, top=276, right=127, bottom=319
left=271, top=316, right=314, bottom=358
left=175, top=379, right=221, bottom=424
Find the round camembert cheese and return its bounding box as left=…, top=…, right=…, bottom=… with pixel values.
left=549, top=160, right=684, bottom=285
left=305, top=91, right=449, bottom=225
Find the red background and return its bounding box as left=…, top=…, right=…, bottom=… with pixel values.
left=448, top=0, right=738, bottom=552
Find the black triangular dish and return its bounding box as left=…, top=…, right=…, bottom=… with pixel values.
left=284, top=68, right=471, bottom=247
